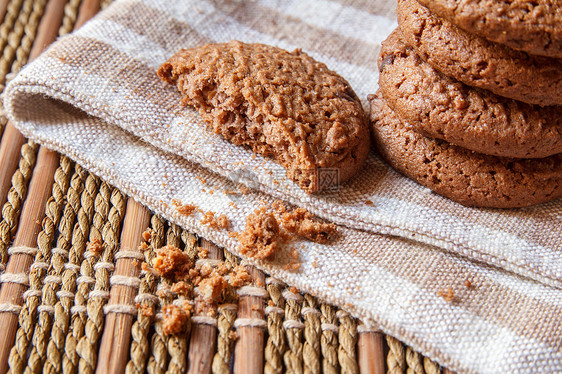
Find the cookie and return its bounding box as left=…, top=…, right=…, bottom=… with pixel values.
left=397, top=0, right=562, bottom=106
left=368, top=94, right=562, bottom=208
left=416, top=0, right=562, bottom=58
left=378, top=30, right=562, bottom=159
left=158, top=41, right=370, bottom=193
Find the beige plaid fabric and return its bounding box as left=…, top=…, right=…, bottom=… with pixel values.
left=4, top=0, right=562, bottom=372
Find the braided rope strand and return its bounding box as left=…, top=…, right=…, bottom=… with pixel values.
left=302, top=295, right=321, bottom=374
left=63, top=178, right=107, bottom=374
left=264, top=279, right=286, bottom=374
left=2, top=0, right=47, bottom=90
left=77, top=188, right=126, bottom=374
left=283, top=289, right=303, bottom=374
left=165, top=223, right=189, bottom=374
left=424, top=357, right=441, bottom=374
left=42, top=165, right=88, bottom=374
left=0, top=0, right=24, bottom=66
left=406, top=346, right=425, bottom=374
left=0, top=141, right=37, bottom=267
left=125, top=215, right=162, bottom=374
left=386, top=335, right=406, bottom=374
left=337, top=312, right=358, bottom=374
left=24, top=156, right=74, bottom=373
left=0, top=0, right=25, bottom=135
left=7, top=152, right=67, bottom=374
left=48, top=169, right=97, bottom=374
left=57, top=0, right=81, bottom=36
left=211, top=248, right=239, bottom=374
left=146, top=216, right=168, bottom=374
left=0, top=0, right=38, bottom=92
left=320, top=304, right=339, bottom=374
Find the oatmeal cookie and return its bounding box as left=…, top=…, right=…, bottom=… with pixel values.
left=158, top=41, right=370, bottom=193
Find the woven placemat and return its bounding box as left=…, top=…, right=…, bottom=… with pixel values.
left=0, top=0, right=451, bottom=373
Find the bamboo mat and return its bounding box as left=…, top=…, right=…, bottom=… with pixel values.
left=0, top=0, right=454, bottom=373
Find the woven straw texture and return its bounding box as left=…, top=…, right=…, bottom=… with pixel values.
left=1, top=0, right=561, bottom=373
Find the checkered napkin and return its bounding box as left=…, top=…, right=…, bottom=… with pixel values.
left=4, top=0, right=562, bottom=372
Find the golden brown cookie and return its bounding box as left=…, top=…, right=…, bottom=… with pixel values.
left=416, top=0, right=562, bottom=58
left=378, top=30, right=562, bottom=159
left=158, top=41, right=370, bottom=193
left=369, top=93, right=562, bottom=208
left=398, top=0, right=562, bottom=106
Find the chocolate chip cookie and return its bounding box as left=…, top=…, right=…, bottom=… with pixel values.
left=416, top=0, right=562, bottom=58
left=378, top=30, right=562, bottom=159
left=369, top=93, right=562, bottom=208
left=398, top=0, right=562, bottom=106
left=158, top=41, right=370, bottom=193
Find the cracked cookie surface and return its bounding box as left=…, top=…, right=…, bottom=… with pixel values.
left=398, top=0, right=562, bottom=106
left=416, top=0, right=562, bottom=58
left=369, top=93, right=562, bottom=208
left=158, top=41, right=370, bottom=193
left=378, top=30, right=562, bottom=159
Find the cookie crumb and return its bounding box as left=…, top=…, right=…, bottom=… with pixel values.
left=87, top=238, right=103, bottom=254
left=198, top=273, right=229, bottom=304
left=365, top=200, right=373, bottom=205
left=197, top=246, right=209, bottom=259
left=228, top=265, right=251, bottom=288
left=177, top=204, right=198, bottom=215
left=162, top=304, right=190, bottom=335
left=438, top=287, right=455, bottom=302
left=238, top=207, right=282, bottom=260
left=153, top=245, right=193, bottom=280
left=464, top=280, right=473, bottom=288
left=201, top=211, right=231, bottom=230
left=142, top=229, right=152, bottom=242
left=136, top=302, right=154, bottom=318
left=171, top=281, right=192, bottom=296
left=281, top=208, right=337, bottom=243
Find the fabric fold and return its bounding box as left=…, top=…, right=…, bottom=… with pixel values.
left=4, top=0, right=562, bottom=372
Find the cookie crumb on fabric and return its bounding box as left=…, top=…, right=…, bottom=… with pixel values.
left=281, top=208, right=338, bottom=243
left=238, top=207, right=282, bottom=260
left=200, top=211, right=231, bottom=230
left=162, top=304, right=190, bottom=335
left=438, top=287, right=455, bottom=302
left=177, top=204, right=198, bottom=216
left=464, top=280, right=473, bottom=288
left=238, top=185, right=250, bottom=195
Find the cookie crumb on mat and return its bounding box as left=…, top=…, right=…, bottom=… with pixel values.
left=162, top=304, right=190, bottom=335
left=153, top=245, right=193, bottom=280
left=87, top=238, right=103, bottom=254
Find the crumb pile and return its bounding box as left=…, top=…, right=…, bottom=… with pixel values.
left=139, top=238, right=251, bottom=335
left=369, top=0, right=562, bottom=208
left=237, top=202, right=337, bottom=267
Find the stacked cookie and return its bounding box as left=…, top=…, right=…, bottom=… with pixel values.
left=369, top=0, right=562, bottom=208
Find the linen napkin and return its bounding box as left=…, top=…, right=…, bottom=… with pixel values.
left=4, top=0, right=562, bottom=372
